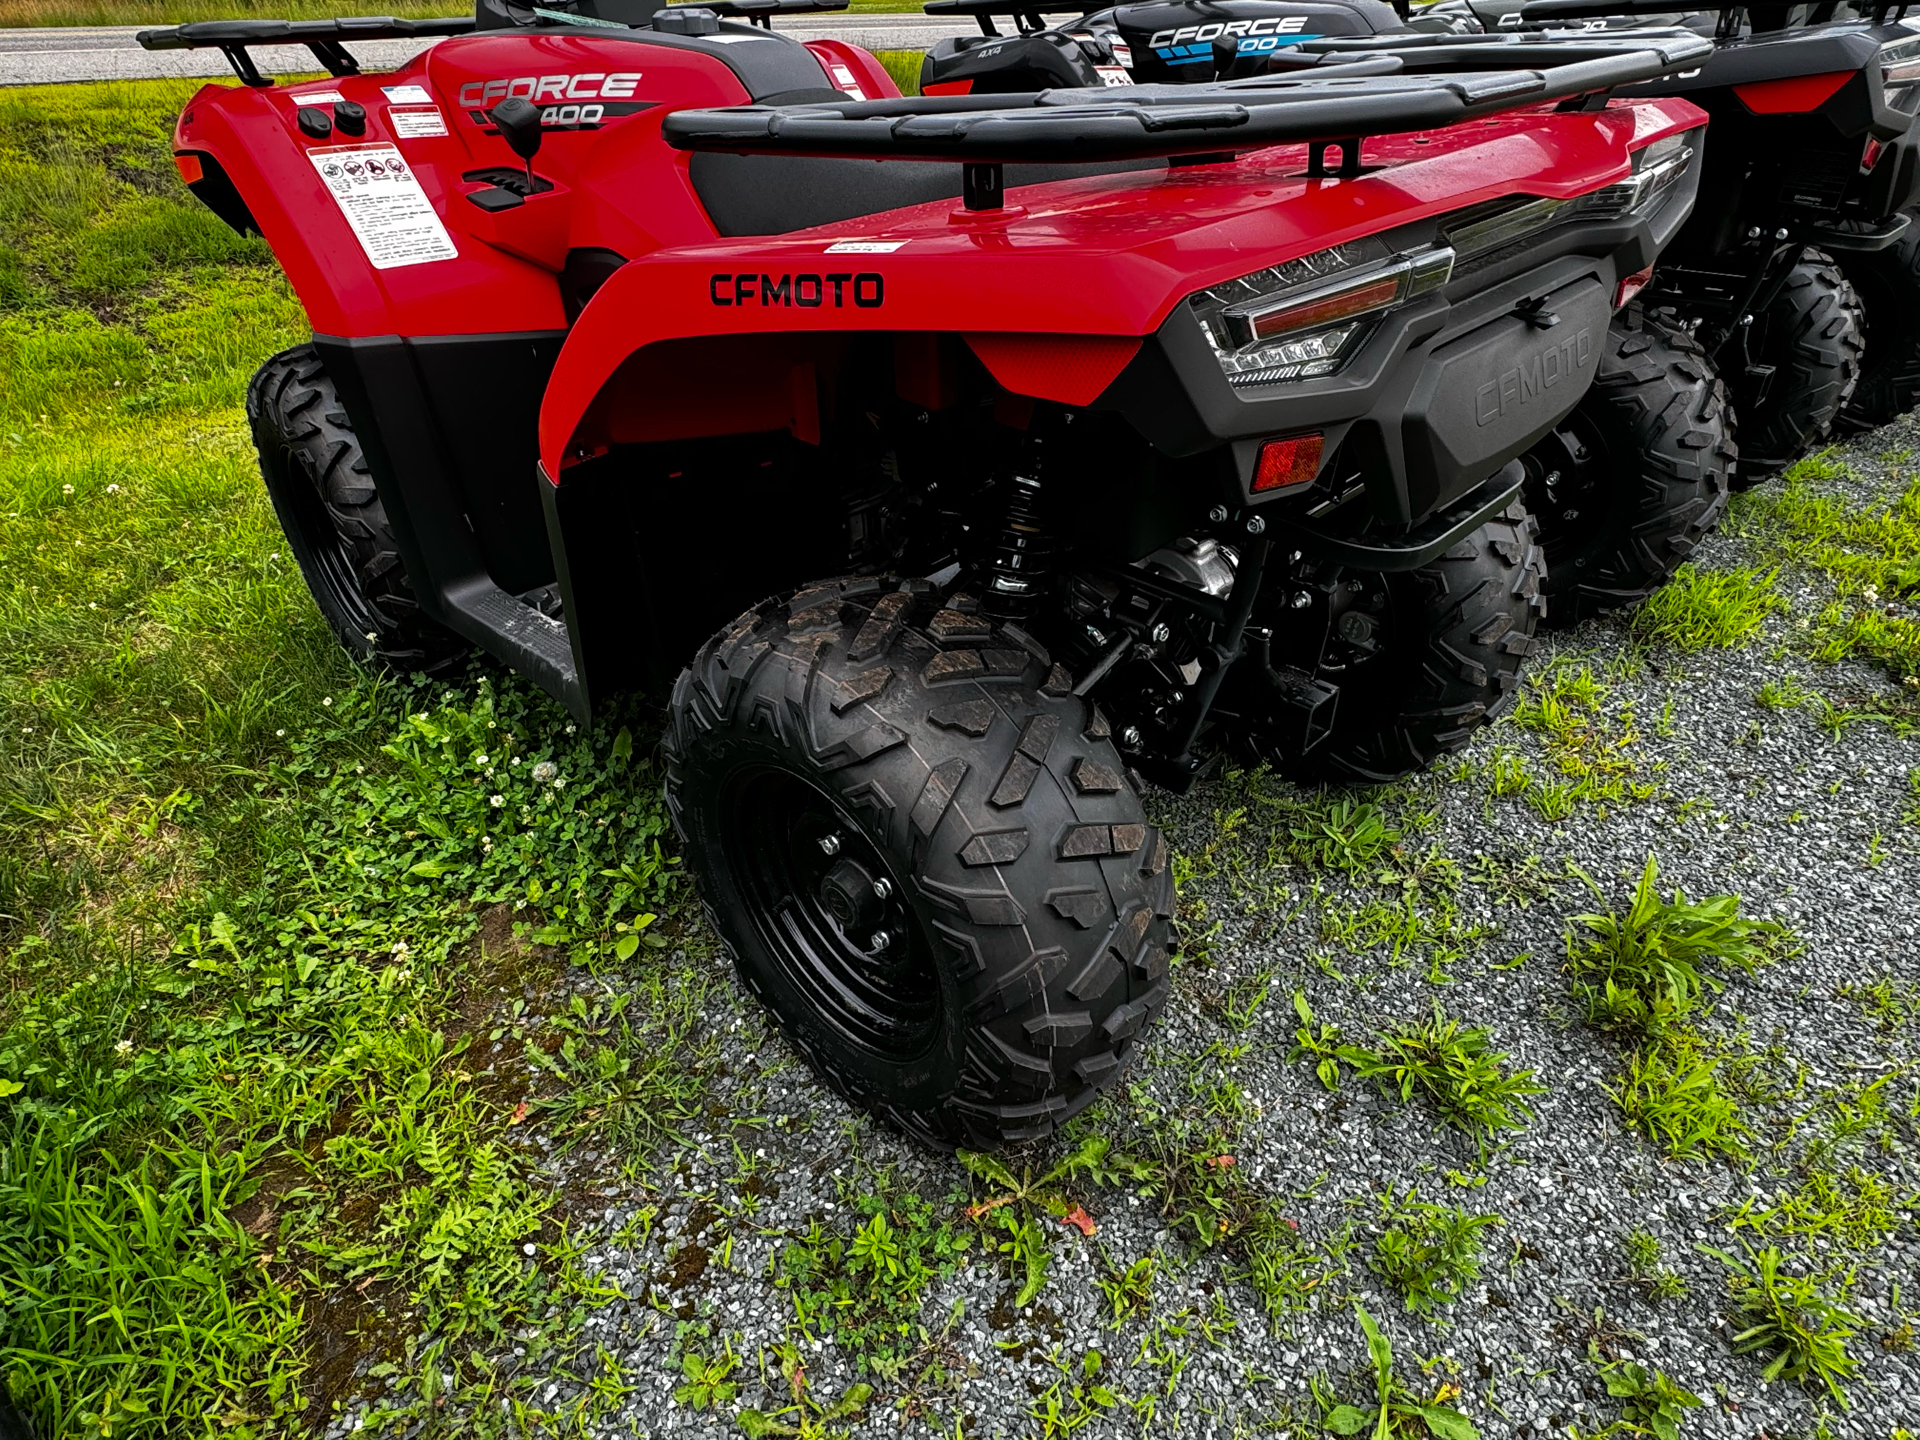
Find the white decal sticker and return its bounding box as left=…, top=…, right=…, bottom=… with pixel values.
left=703, top=34, right=768, bottom=43
left=828, top=62, right=867, bottom=100
left=1095, top=65, right=1133, bottom=86
left=292, top=88, right=347, bottom=106
left=825, top=240, right=906, bottom=253
left=309, top=143, right=457, bottom=270
left=389, top=107, right=449, bottom=138
left=381, top=83, right=434, bottom=104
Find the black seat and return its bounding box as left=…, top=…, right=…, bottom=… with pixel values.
left=688, top=152, right=1167, bottom=236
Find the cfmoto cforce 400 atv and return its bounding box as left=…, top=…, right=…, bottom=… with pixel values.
left=149, top=2, right=1709, bottom=1145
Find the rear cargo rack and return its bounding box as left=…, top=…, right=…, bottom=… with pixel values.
left=1520, top=0, right=1909, bottom=19
left=662, top=32, right=1713, bottom=203
left=922, top=0, right=1104, bottom=37
left=136, top=0, right=847, bottom=84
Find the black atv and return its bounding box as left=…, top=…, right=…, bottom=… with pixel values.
left=1330, top=5, right=1920, bottom=464
left=917, top=0, right=1473, bottom=94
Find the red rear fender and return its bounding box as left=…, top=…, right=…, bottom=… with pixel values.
left=539, top=96, right=1709, bottom=479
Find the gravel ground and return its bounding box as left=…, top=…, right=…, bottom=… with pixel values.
left=335, top=423, right=1920, bottom=1440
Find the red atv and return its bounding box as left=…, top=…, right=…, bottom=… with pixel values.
left=149, top=1, right=1709, bottom=1146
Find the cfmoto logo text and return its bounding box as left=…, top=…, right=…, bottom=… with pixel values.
left=709, top=272, right=886, bottom=307
left=1476, top=326, right=1593, bottom=427
left=1146, top=16, right=1308, bottom=46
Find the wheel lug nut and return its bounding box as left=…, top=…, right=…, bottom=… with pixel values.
left=1245, top=515, right=1266, bottom=535
left=872, top=877, right=892, bottom=901
left=870, top=930, right=891, bottom=950
left=1207, top=504, right=1229, bottom=523
left=1119, top=725, right=1143, bottom=748
left=1291, top=591, right=1312, bottom=610
left=818, top=834, right=841, bottom=856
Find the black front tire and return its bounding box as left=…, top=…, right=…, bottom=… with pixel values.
left=1836, top=209, right=1920, bottom=430
left=1525, top=306, right=1733, bottom=627
left=665, top=577, right=1174, bottom=1150
left=248, top=345, right=468, bottom=674
left=1724, top=252, right=1864, bottom=481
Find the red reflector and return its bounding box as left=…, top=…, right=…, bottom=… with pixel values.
left=1615, top=264, right=1654, bottom=310
left=1252, top=433, right=1324, bottom=493
left=922, top=79, right=974, bottom=96
left=174, top=152, right=204, bottom=184
left=1864, top=136, right=1885, bottom=172
left=1733, top=70, right=1852, bottom=115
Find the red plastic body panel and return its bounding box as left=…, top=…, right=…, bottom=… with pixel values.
left=1733, top=69, right=1855, bottom=114
left=170, top=30, right=822, bottom=337
left=537, top=96, right=1706, bottom=478
left=965, top=334, right=1143, bottom=405
left=802, top=39, right=904, bottom=101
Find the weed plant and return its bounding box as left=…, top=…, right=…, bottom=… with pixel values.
left=1369, top=1191, right=1499, bottom=1317
left=774, top=1180, right=970, bottom=1373
left=1311, top=1304, right=1478, bottom=1438
left=1623, top=1230, right=1687, bottom=1301
left=1704, top=1244, right=1861, bottom=1405
left=1566, top=856, right=1782, bottom=1038
left=1339, top=1004, right=1545, bottom=1151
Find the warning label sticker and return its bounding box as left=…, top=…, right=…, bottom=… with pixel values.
left=381, top=83, right=434, bottom=104
left=309, top=144, right=457, bottom=270
left=389, top=107, right=449, bottom=139
left=290, top=88, right=347, bottom=106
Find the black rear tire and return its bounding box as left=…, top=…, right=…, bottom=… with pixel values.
left=1725, top=252, right=1864, bottom=482
left=248, top=345, right=468, bottom=674
left=1230, top=502, right=1547, bottom=785
left=1836, top=209, right=1920, bottom=430
left=664, top=577, right=1174, bottom=1150
left=1525, top=306, right=1733, bottom=627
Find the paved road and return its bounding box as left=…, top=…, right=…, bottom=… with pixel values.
left=0, top=13, right=972, bottom=85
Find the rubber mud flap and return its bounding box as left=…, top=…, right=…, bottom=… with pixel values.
left=1402, top=275, right=1610, bottom=514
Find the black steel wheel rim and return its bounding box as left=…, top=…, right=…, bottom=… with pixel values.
left=1521, top=410, right=1611, bottom=571
left=721, top=767, right=941, bottom=1063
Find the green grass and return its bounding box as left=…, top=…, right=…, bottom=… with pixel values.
left=1733, top=453, right=1920, bottom=685
left=1628, top=563, right=1783, bottom=651
left=0, top=79, right=695, bottom=1438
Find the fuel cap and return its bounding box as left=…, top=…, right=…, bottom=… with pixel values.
left=333, top=100, right=368, bottom=137
left=295, top=106, right=332, bottom=139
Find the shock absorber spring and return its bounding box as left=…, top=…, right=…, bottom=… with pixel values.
left=982, top=467, right=1052, bottom=620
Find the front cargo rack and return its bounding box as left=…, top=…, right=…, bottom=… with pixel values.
left=922, top=0, right=1105, bottom=36
left=661, top=30, right=1713, bottom=203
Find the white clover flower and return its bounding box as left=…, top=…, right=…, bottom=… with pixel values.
left=61, top=484, right=73, bottom=495
left=322, top=697, right=333, bottom=707
left=565, top=724, right=576, bottom=735
left=474, top=754, right=489, bottom=767
left=552, top=778, right=565, bottom=789
left=532, top=761, right=558, bottom=785
left=106, top=483, right=120, bottom=494
left=114, top=1038, right=133, bottom=1055
left=491, top=794, right=505, bottom=807
left=275, top=729, right=285, bottom=737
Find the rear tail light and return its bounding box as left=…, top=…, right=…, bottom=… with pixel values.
left=1615, top=265, right=1654, bottom=309
left=1190, top=127, right=1698, bottom=391
left=1252, top=433, right=1324, bottom=492
left=1190, top=245, right=1453, bottom=387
